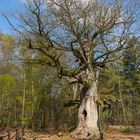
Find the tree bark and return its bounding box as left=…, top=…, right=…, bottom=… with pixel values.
left=22, top=70, right=26, bottom=127
left=118, top=80, right=126, bottom=124
left=71, top=81, right=100, bottom=140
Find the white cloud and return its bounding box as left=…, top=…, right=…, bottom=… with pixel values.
left=20, top=0, right=26, bottom=3
left=20, top=0, right=32, bottom=4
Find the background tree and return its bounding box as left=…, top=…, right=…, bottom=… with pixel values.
left=122, top=37, right=140, bottom=125
left=98, top=36, right=140, bottom=127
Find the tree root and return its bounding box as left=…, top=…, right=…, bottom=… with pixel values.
left=71, top=127, right=100, bottom=140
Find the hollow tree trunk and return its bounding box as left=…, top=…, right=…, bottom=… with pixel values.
left=71, top=81, right=100, bottom=140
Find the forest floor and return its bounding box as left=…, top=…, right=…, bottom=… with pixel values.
left=0, top=126, right=140, bottom=140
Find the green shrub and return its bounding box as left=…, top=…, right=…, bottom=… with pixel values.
left=120, top=127, right=134, bottom=134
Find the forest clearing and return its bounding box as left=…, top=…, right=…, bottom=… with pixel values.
left=0, top=126, right=140, bottom=140
left=0, top=0, right=140, bottom=140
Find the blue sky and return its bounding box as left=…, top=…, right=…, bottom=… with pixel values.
left=0, top=0, right=25, bottom=34
left=0, top=0, right=140, bottom=35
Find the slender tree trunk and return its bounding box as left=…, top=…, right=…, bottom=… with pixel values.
left=131, top=93, right=136, bottom=126
left=7, top=97, right=11, bottom=127
left=71, top=81, right=100, bottom=140
left=22, top=71, right=26, bottom=127
left=118, top=81, right=126, bottom=123
left=14, top=101, right=18, bottom=127
left=31, top=80, right=34, bottom=117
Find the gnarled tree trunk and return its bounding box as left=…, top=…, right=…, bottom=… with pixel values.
left=71, top=81, right=100, bottom=140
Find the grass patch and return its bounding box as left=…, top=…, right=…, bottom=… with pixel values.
left=120, top=127, right=134, bottom=134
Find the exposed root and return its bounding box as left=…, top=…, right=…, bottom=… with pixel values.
left=71, top=127, right=100, bottom=140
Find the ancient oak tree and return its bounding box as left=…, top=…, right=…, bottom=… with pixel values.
left=4, top=0, right=134, bottom=139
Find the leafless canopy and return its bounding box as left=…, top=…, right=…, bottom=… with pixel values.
left=3, top=0, right=134, bottom=84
